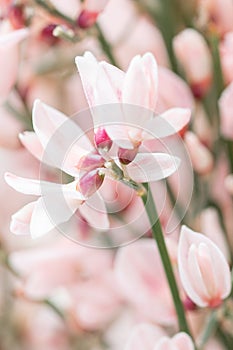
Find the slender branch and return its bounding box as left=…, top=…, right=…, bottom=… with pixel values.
left=141, top=183, right=192, bottom=336
left=95, top=23, right=120, bottom=67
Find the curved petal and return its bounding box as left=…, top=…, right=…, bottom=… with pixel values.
left=79, top=192, right=109, bottom=230
left=126, top=153, right=180, bottom=183
left=5, top=172, right=62, bottom=196
left=144, top=108, right=191, bottom=139
left=11, top=201, right=36, bottom=235
left=19, top=132, right=44, bottom=162
left=172, top=333, right=195, bottom=350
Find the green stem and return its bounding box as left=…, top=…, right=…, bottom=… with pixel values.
left=95, top=23, right=119, bottom=67
left=198, top=311, right=218, bottom=349
left=141, top=183, right=191, bottom=335
left=34, top=0, right=76, bottom=26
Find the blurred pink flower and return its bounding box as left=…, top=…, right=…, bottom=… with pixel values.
left=125, top=324, right=194, bottom=350
left=173, top=29, right=212, bottom=98
left=0, top=24, right=28, bottom=102
left=178, top=226, right=231, bottom=308
left=184, top=131, right=213, bottom=175
left=220, top=32, right=233, bottom=84
left=219, top=82, right=233, bottom=139
left=199, top=0, right=233, bottom=35
left=114, top=238, right=178, bottom=325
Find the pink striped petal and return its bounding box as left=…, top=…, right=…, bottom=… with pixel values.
left=126, top=153, right=180, bottom=183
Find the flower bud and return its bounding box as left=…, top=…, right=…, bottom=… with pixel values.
left=78, top=170, right=104, bottom=197
left=94, top=127, right=112, bottom=151
left=77, top=9, right=98, bottom=29
left=39, top=24, right=60, bottom=46
left=118, top=147, right=138, bottom=165
left=184, top=131, right=214, bottom=175
left=173, top=29, right=212, bottom=98
left=8, top=4, right=26, bottom=29
left=77, top=151, right=105, bottom=172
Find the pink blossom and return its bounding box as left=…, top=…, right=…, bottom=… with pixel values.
left=114, top=238, right=178, bottom=325
left=0, top=24, right=28, bottom=102
left=173, top=29, right=212, bottom=98
left=5, top=98, right=180, bottom=237
left=75, top=51, right=191, bottom=150
left=125, top=324, right=194, bottom=350
left=178, top=226, right=231, bottom=308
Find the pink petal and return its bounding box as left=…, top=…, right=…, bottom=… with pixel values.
left=4, top=172, right=63, bottom=196
left=11, top=201, right=36, bottom=235
left=172, top=332, right=195, bottom=350
left=126, top=153, right=180, bottom=182
left=153, top=337, right=174, bottom=350
left=19, top=132, right=44, bottom=162
left=79, top=192, right=109, bottom=230
left=125, top=324, right=166, bottom=350
left=144, top=108, right=191, bottom=139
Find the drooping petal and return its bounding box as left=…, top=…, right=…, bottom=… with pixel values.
left=126, top=153, right=180, bottom=183
left=10, top=201, right=36, bottom=235
left=5, top=172, right=61, bottom=196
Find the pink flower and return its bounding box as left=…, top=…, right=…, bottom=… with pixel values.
left=178, top=226, right=231, bottom=308
left=173, top=29, right=212, bottom=98
left=125, top=324, right=194, bottom=350
left=75, top=51, right=191, bottom=150
left=219, top=82, right=233, bottom=140
left=0, top=24, right=28, bottom=102
left=114, top=238, right=178, bottom=325
left=5, top=98, right=180, bottom=238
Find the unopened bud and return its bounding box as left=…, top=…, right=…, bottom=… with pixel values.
left=183, top=296, right=197, bottom=311
left=94, top=128, right=112, bottom=151
left=77, top=151, right=105, bottom=172
left=78, top=170, right=104, bottom=197
left=77, top=9, right=98, bottom=29
left=118, top=147, right=138, bottom=165
left=39, top=24, right=60, bottom=46
left=8, top=4, right=26, bottom=29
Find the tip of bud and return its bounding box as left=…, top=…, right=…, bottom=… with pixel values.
left=77, top=10, right=98, bottom=29
left=79, top=170, right=104, bottom=197
left=94, top=128, right=113, bottom=151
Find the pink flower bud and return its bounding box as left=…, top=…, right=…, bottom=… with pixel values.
left=39, top=24, right=60, bottom=46
left=118, top=147, right=138, bottom=165
left=78, top=170, right=104, bottom=197
left=178, top=226, right=231, bottom=308
left=94, top=127, right=112, bottom=150
left=173, top=29, right=212, bottom=98
left=183, top=296, right=197, bottom=311
left=184, top=131, right=214, bottom=175
left=8, top=4, right=26, bottom=29
left=77, top=151, right=105, bottom=172
left=219, top=82, right=233, bottom=139
left=77, top=9, right=98, bottom=29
